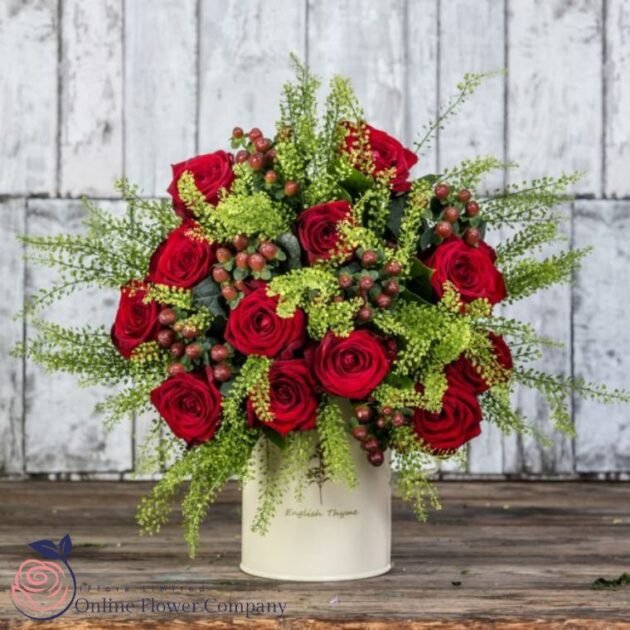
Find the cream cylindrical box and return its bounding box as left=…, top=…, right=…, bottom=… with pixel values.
left=240, top=439, right=392, bottom=582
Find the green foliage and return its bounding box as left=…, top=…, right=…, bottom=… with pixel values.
left=441, top=156, right=510, bottom=192
left=317, top=398, right=358, bottom=488
left=495, top=217, right=563, bottom=265
left=395, top=179, right=432, bottom=273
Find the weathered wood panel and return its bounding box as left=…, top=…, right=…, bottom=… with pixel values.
left=197, top=0, right=306, bottom=152
left=308, top=0, right=406, bottom=139
left=574, top=200, right=630, bottom=472
left=124, top=0, right=197, bottom=196
left=507, top=0, right=603, bottom=196
left=604, top=0, right=630, bottom=197
left=59, top=0, right=124, bottom=196
left=24, top=199, right=132, bottom=473
left=0, top=0, right=58, bottom=195
left=0, top=199, right=26, bottom=476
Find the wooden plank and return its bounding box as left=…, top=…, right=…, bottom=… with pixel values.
left=59, top=0, right=124, bottom=196
left=507, top=0, right=603, bottom=196
left=438, top=0, right=506, bottom=192
left=0, top=0, right=58, bottom=195
left=502, top=207, right=574, bottom=475
left=308, top=0, right=407, bottom=139
left=574, top=200, right=630, bottom=472
left=406, top=0, right=439, bottom=174
left=198, top=0, right=306, bottom=152
left=604, top=0, right=630, bottom=197
left=438, top=0, right=507, bottom=474
left=24, top=199, right=132, bottom=473
left=2, top=481, right=630, bottom=624
left=124, top=0, right=197, bottom=196
left=0, top=199, right=26, bottom=476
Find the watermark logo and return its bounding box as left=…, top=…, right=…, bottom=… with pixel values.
left=10, top=534, right=76, bottom=621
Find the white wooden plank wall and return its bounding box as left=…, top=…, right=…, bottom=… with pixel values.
left=0, top=0, right=628, bottom=478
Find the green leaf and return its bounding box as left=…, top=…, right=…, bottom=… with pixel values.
left=233, top=267, right=249, bottom=281
left=406, top=257, right=435, bottom=302
left=340, top=167, right=374, bottom=195
left=420, top=227, right=436, bottom=251
left=192, top=278, right=226, bottom=318
left=276, top=232, right=303, bottom=270
left=387, top=194, right=408, bottom=238
left=261, top=426, right=287, bottom=450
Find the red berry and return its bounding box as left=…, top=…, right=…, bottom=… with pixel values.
left=248, top=253, right=266, bottom=271
left=375, top=293, right=392, bottom=309
left=352, top=426, right=369, bottom=441
left=259, top=242, right=278, bottom=260
left=284, top=181, right=299, bottom=197
left=248, top=128, right=262, bottom=141
left=254, top=137, right=271, bottom=153
left=358, top=275, right=374, bottom=291
left=233, top=234, right=249, bottom=251
left=338, top=273, right=353, bottom=289
left=156, top=329, right=175, bottom=348
left=232, top=126, right=244, bottom=139
left=185, top=343, right=203, bottom=360
left=213, top=362, right=232, bottom=382
left=463, top=227, right=481, bottom=247
left=333, top=295, right=344, bottom=303
left=465, top=201, right=480, bottom=217
left=435, top=221, right=453, bottom=239
left=362, top=437, right=380, bottom=453
left=443, top=206, right=459, bottom=224
left=368, top=450, right=385, bottom=466
left=168, top=362, right=186, bottom=377
left=392, top=412, right=407, bottom=428
left=356, top=306, right=373, bottom=323
left=170, top=342, right=185, bottom=359
left=210, top=344, right=229, bottom=362
left=235, top=150, right=249, bottom=165
left=234, top=279, right=246, bottom=292
left=375, top=416, right=388, bottom=430
left=382, top=406, right=393, bottom=416
left=264, top=170, right=278, bottom=184
left=158, top=308, right=176, bottom=326
left=361, top=250, right=378, bottom=267
left=248, top=153, right=264, bottom=171
left=181, top=325, right=199, bottom=340
left=265, top=148, right=277, bottom=164
left=212, top=266, right=230, bottom=283
left=384, top=261, right=402, bottom=276
left=216, top=247, right=232, bottom=263
left=434, top=183, right=450, bottom=201
left=457, top=189, right=472, bottom=203
left=235, top=252, right=249, bottom=269
left=221, top=285, right=238, bottom=301
left=355, top=405, right=372, bottom=423
left=383, top=279, right=400, bottom=296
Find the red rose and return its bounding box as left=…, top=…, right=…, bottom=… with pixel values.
left=167, top=151, right=235, bottom=218
left=344, top=123, right=418, bottom=193
left=313, top=330, right=390, bottom=399
left=151, top=369, right=222, bottom=445
left=111, top=284, right=160, bottom=359
left=297, top=201, right=351, bottom=263
left=148, top=220, right=214, bottom=289
left=445, top=333, right=513, bottom=395
left=412, top=375, right=482, bottom=452
left=224, top=287, right=306, bottom=358
left=424, top=238, right=507, bottom=305
left=246, top=359, right=318, bottom=435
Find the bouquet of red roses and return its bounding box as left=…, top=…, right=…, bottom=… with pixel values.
left=19, top=60, right=629, bottom=555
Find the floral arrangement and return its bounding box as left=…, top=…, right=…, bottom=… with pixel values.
left=18, top=60, right=629, bottom=556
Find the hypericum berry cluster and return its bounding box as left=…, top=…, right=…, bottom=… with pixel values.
left=231, top=126, right=300, bottom=198
left=433, top=183, right=483, bottom=246
left=337, top=251, right=402, bottom=324
left=211, top=234, right=287, bottom=305
left=156, top=307, right=234, bottom=382
left=350, top=403, right=412, bottom=466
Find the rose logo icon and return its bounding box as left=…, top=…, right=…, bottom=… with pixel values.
left=10, top=534, right=76, bottom=620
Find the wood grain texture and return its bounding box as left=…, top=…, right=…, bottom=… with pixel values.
left=197, top=0, right=306, bottom=152
left=573, top=200, right=630, bottom=472
left=308, top=0, right=407, bottom=139
left=604, top=0, right=630, bottom=197
left=124, top=0, right=197, bottom=196
left=24, top=199, right=132, bottom=473
left=507, top=0, right=603, bottom=196
left=0, top=0, right=58, bottom=195
left=0, top=200, right=26, bottom=476
left=2, top=481, right=630, bottom=625
left=59, top=0, right=123, bottom=196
